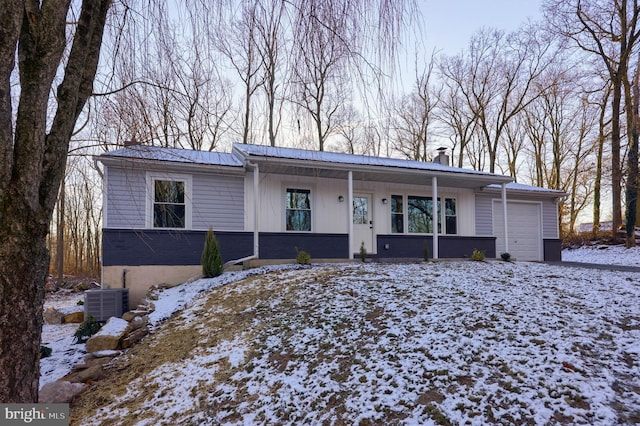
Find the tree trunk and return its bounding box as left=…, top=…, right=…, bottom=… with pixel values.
left=0, top=198, right=49, bottom=402
left=56, top=181, right=65, bottom=282
left=627, top=70, right=639, bottom=247
left=0, top=1, right=111, bottom=402
left=611, top=81, right=623, bottom=239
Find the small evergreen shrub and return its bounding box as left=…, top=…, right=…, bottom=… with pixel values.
left=201, top=228, right=223, bottom=278
left=40, top=346, right=52, bottom=359
left=74, top=315, right=102, bottom=344
left=295, top=247, right=311, bottom=265
left=360, top=242, right=367, bottom=262
left=471, top=249, right=486, bottom=261
left=76, top=300, right=84, bottom=305
left=500, top=252, right=511, bottom=261
left=423, top=240, right=430, bottom=261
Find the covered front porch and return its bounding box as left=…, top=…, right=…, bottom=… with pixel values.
left=235, top=144, right=515, bottom=261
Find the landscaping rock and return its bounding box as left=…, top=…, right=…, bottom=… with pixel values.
left=39, top=381, right=86, bottom=403
left=122, top=326, right=149, bottom=348
left=126, top=315, right=148, bottom=332
left=44, top=307, right=64, bottom=325
left=67, top=365, right=105, bottom=384
left=63, top=310, right=84, bottom=323
left=85, top=317, right=129, bottom=353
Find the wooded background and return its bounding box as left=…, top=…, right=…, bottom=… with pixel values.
left=49, top=0, right=640, bottom=279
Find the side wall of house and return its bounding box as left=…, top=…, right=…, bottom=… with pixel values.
left=102, top=162, right=247, bottom=307
left=105, top=163, right=244, bottom=231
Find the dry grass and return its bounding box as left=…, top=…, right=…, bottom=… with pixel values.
left=69, top=263, right=640, bottom=425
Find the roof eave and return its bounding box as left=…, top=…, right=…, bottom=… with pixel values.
left=96, top=155, right=245, bottom=175
left=238, top=152, right=514, bottom=187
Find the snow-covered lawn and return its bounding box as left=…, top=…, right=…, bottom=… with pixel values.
left=67, top=259, right=640, bottom=425
left=40, top=291, right=86, bottom=388
left=562, top=245, right=640, bottom=267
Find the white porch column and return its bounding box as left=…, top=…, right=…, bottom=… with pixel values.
left=502, top=182, right=509, bottom=254
left=432, top=176, right=439, bottom=259
left=348, top=171, right=354, bottom=259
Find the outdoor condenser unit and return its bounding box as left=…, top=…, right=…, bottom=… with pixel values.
left=84, top=288, right=129, bottom=322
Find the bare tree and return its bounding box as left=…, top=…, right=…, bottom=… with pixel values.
left=440, top=26, right=554, bottom=173
left=545, top=0, right=640, bottom=238
left=627, top=61, right=640, bottom=246
left=391, top=57, right=440, bottom=161
left=0, top=1, right=111, bottom=402
left=254, top=0, right=289, bottom=147
left=291, top=2, right=351, bottom=151
left=213, top=2, right=263, bottom=145
left=437, top=63, right=479, bottom=168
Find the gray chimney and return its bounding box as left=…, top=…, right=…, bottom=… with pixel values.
left=433, top=147, right=449, bottom=166
left=123, top=136, right=139, bottom=147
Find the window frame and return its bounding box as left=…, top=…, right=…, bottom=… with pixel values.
left=391, top=194, right=404, bottom=233
left=146, top=172, right=192, bottom=229
left=391, top=194, right=457, bottom=235
left=284, top=187, right=312, bottom=232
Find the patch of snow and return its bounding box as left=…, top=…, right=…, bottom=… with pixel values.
left=95, top=317, right=128, bottom=337
left=563, top=245, right=640, bottom=267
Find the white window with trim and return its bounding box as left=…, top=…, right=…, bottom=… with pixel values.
left=285, top=188, right=311, bottom=231
left=391, top=195, right=457, bottom=235
left=146, top=173, right=192, bottom=229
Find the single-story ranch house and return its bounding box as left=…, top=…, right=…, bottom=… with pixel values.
left=97, top=143, right=565, bottom=305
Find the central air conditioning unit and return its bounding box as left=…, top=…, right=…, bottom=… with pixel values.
left=84, top=288, right=130, bottom=322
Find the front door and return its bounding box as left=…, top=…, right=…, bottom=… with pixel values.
left=353, top=194, right=374, bottom=255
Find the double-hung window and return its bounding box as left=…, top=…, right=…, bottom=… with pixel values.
left=391, top=195, right=404, bottom=233
left=444, top=198, right=457, bottom=234
left=148, top=173, right=191, bottom=229
left=286, top=188, right=311, bottom=231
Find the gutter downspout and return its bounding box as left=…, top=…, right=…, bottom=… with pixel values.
left=227, top=160, right=260, bottom=266
left=502, top=183, right=509, bottom=255
left=432, top=176, right=439, bottom=259
left=247, top=160, right=260, bottom=259
left=348, top=171, right=354, bottom=259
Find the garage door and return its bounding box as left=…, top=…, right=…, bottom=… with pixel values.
left=493, top=201, right=542, bottom=261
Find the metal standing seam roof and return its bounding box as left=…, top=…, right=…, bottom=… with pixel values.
left=232, top=143, right=509, bottom=179
left=98, top=143, right=568, bottom=195
left=99, top=145, right=244, bottom=167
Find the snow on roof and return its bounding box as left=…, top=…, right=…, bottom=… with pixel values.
left=487, top=182, right=567, bottom=196
left=100, top=145, right=243, bottom=167
left=233, top=143, right=509, bottom=179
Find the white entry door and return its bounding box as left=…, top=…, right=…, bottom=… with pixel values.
left=353, top=194, right=375, bottom=255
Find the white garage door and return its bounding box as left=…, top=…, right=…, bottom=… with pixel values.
left=493, top=201, right=542, bottom=261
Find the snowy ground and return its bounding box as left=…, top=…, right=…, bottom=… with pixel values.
left=562, top=245, right=640, bottom=267
left=40, top=291, right=86, bottom=388
left=61, top=250, right=640, bottom=426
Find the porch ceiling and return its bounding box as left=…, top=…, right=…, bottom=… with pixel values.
left=254, top=159, right=513, bottom=189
